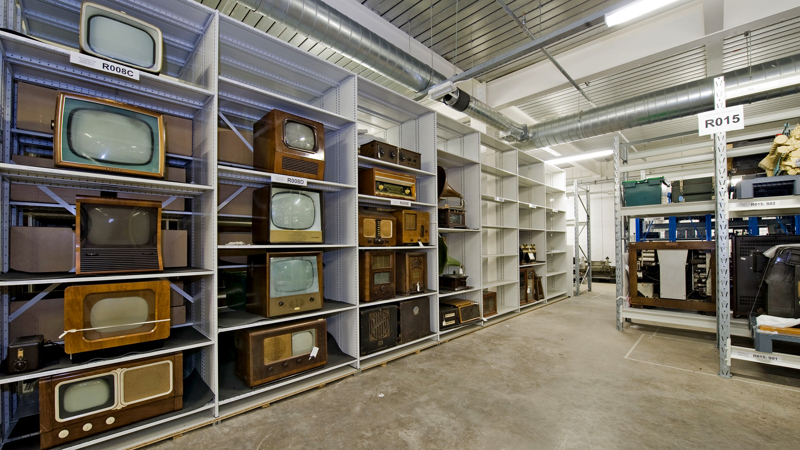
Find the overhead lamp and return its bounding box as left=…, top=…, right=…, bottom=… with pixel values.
left=605, top=0, right=681, bottom=27
left=726, top=73, right=800, bottom=99
left=541, top=147, right=561, bottom=156
left=547, top=150, right=613, bottom=165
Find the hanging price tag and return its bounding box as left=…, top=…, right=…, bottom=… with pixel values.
left=390, top=199, right=411, bottom=207
left=697, top=105, right=744, bottom=136
left=70, top=52, right=140, bottom=80
left=271, top=174, right=307, bottom=187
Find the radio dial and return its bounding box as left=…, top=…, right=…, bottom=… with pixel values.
left=404, top=188, right=411, bottom=194
left=399, top=153, right=406, bottom=161
left=378, top=183, right=385, bottom=191
left=390, top=151, right=396, bottom=158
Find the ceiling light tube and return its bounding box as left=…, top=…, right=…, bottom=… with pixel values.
left=548, top=150, right=613, bottom=165
left=605, top=0, right=681, bottom=27
left=726, top=73, right=800, bottom=100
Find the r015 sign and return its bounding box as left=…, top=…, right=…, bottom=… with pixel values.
left=697, top=105, right=744, bottom=136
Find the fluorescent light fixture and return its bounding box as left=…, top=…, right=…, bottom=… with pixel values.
left=726, top=73, right=800, bottom=99
left=605, top=0, right=681, bottom=27
left=548, top=149, right=613, bottom=165
left=541, top=147, right=561, bottom=156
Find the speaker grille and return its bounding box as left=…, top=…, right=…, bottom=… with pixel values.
left=263, top=335, right=292, bottom=363
left=281, top=156, right=318, bottom=175
left=121, top=361, right=172, bottom=405
left=80, top=248, right=160, bottom=273
left=369, top=309, right=391, bottom=341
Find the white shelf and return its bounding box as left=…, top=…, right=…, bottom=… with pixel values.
left=521, top=299, right=547, bottom=309
left=621, top=307, right=750, bottom=337
left=217, top=165, right=355, bottom=191
left=547, top=291, right=568, bottom=299
left=357, top=156, right=436, bottom=178
left=621, top=201, right=715, bottom=218
left=547, top=271, right=567, bottom=276
left=358, top=194, right=435, bottom=208
left=439, top=323, right=483, bottom=338
left=482, top=253, right=517, bottom=258
left=481, top=194, right=516, bottom=203
left=483, top=279, right=517, bottom=289
left=481, top=224, right=517, bottom=230
left=730, top=346, right=800, bottom=370
left=481, top=163, right=517, bottom=178
left=358, top=246, right=436, bottom=251
left=0, top=268, right=214, bottom=287
left=438, top=228, right=481, bottom=233
left=437, top=149, right=479, bottom=167
left=359, top=291, right=437, bottom=307
left=438, top=287, right=482, bottom=298
left=518, top=203, right=545, bottom=209
left=545, top=185, right=566, bottom=193
left=219, top=244, right=354, bottom=249
left=518, top=175, right=545, bottom=187
left=729, top=196, right=800, bottom=218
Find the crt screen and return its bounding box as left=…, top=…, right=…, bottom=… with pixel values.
left=68, top=106, right=154, bottom=165
left=82, top=204, right=155, bottom=247
left=88, top=15, right=156, bottom=68
left=270, top=191, right=317, bottom=230
left=291, top=329, right=316, bottom=356
left=284, top=121, right=316, bottom=152
left=58, top=375, right=115, bottom=420
left=84, top=289, right=156, bottom=340
left=269, top=256, right=318, bottom=296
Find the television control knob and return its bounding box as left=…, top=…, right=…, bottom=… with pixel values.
left=390, top=151, right=396, bottom=158
left=309, top=297, right=315, bottom=302
left=58, top=430, right=69, bottom=439
left=400, top=153, right=406, bottom=161
left=106, top=417, right=115, bottom=425
left=378, top=148, right=384, bottom=157
left=282, top=362, right=289, bottom=368
left=296, top=358, right=303, bottom=363
left=83, top=423, right=93, bottom=432
left=267, top=366, right=274, bottom=372
left=279, top=301, right=284, bottom=306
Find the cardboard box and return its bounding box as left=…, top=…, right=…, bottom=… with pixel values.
left=170, top=280, right=186, bottom=307
left=170, top=305, right=187, bottom=326
left=165, top=115, right=193, bottom=157
left=10, top=184, right=101, bottom=205
left=16, top=82, right=57, bottom=133
left=218, top=232, right=252, bottom=246
left=163, top=230, right=188, bottom=268
left=219, top=127, right=254, bottom=166
left=10, top=227, right=74, bottom=273
left=10, top=297, right=65, bottom=343
left=217, top=185, right=254, bottom=216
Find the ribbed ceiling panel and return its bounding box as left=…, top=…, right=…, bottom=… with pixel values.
left=723, top=16, right=800, bottom=73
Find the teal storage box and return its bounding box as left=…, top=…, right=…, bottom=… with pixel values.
left=622, top=177, right=666, bottom=206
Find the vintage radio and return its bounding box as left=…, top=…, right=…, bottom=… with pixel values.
left=234, top=319, right=327, bottom=387
left=440, top=304, right=458, bottom=330
left=359, top=250, right=396, bottom=302
left=76, top=197, right=162, bottom=275
left=520, top=244, right=537, bottom=264
left=39, top=353, right=182, bottom=449
left=359, top=167, right=416, bottom=201
left=520, top=268, right=536, bottom=305
left=482, top=291, right=498, bottom=317
left=398, top=298, right=430, bottom=343
left=253, top=109, right=325, bottom=180
left=358, top=208, right=397, bottom=247
left=398, top=147, right=422, bottom=170
left=6, top=335, right=43, bottom=374
left=438, top=208, right=467, bottom=229
left=55, top=93, right=165, bottom=178
left=392, top=210, right=430, bottom=245
left=359, top=305, right=398, bottom=355
left=359, top=141, right=398, bottom=164
left=253, top=185, right=324, bottom=244
left=248, top=252, right=324, bottom=317
left=63, top=280, right=171, bottom=355
left=79, top=2, right=164, bottom=73
left=440, top=298, right=481, bottom=325
left=396, top=252, right=428, bottom=295
left=437, top=166, right=468, bottom=229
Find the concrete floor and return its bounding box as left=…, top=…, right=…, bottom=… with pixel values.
left=151, top=283, right=800, bottom=449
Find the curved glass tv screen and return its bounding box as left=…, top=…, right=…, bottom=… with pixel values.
left=81, top=204, right=158, bottom=248
left=57, top=375, right=116, bottom=421
left=284, top=121, right=316, bottom=152
left=270, top=188, right=321, bottom=231
left=88, top=15, right=156, bottom=68
left=269, top=256, right=319, bottom=297
left=84, top=288, right=156, bottom=340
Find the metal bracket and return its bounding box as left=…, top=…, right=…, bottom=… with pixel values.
left=217, top=185, right=246, bottom=212
left=169, top=282, right=196, bottom=304
left=37, top=186, right=75, bottom=215
left=162, top=196, right=178, bottom=208
left=8, top=283, right=59, bottom=322
left=218, top=112, right=253, bottom=153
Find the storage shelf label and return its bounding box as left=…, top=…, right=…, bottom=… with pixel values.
left=390, top=199, right=411, bottom=207
left=697, top=105, right=744, bottom=136
left=733, top=349, right=781, bottom=362
left=70, top=52, right=140, bottom=80
left=272, top=174, right=307, bottom=187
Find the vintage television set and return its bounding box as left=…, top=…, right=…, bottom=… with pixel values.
left=398, top=297, right=430, bottom=343
left=253, top=109, right=325, bottom=180
left=234, top=319, right=327, bottom=387
left=359, top=305, right=398, bottom=355
left=54, top=93, right=165, bottom=178
left=63, top=280, right=171, bottom=355
left=392, top=210, right=429, bottom=245
left=39, top=353, right=182, bottom=449
left=359, top=168, right=416, bottom=201
left=76, top=197, right=163, bottom=275
left=358, top=208, right=397, bottom=247
left=253, top=185, right=324, bottom=244
left=396, top=252, right=427, bottom=295
left=359, top=250, right=396, bottom=302
left=79, top=2, right=164, bottom=73
left=248, top=252, right=324, bottom=318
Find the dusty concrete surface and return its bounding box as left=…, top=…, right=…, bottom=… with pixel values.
left=150, top=283, right=800, bottom=449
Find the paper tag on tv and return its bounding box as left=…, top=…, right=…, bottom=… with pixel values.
left=70, top=52, right=140, bottom=80
left=272, top=174, right=307, bottom=187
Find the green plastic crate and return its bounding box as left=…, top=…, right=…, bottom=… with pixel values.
left=622, top=177, right=666, bottom=206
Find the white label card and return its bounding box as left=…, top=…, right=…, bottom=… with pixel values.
left=272, top=174, right=307, bottom=187
left=495, top=197, right=504, bottom=203
left=390, top=199, right=411, bottom=207
left=697, top=105, right=744, bottom=136
left=745, top=201, right=778, bottom=208
left=69, top=52, right=140, bottom=80
left=732, top=349, right=781, bottom=362
left=309, top=346, right=319, bottom=360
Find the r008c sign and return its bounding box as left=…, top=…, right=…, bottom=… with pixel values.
left=697, top=105, right=744, bottom=136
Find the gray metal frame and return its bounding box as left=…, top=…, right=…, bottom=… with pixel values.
left=713, top=76, right=731, bottom=378
left=614, top=136, right=625, bottom=330
left=573, top=180, right=591, bottom=296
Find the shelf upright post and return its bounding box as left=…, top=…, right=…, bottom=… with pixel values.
left=712, top=76, right=732, bottom=378
left=574, top=180, right=580, bottom=296
left=614, top=136, right=625, bottom=330
left=587, top=186, right=591, bottom=292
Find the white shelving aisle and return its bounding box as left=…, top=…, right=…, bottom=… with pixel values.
left=545, top=165, right=569, bottom=299
left=518, top=151, right=548, bottom=308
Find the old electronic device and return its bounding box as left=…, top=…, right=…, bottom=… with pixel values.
left=253, top=109, right=325, bottom=180
left=398, top=147, right=422, bottom=170
left=220, top=270, right=248, bottom=311
left=437, top=166, right=467, bottom=229
left=395, top=252, right=427, bottom=295
left=438, top=235, right=470, bottom=291
left=359, top=305, right=398, bottom=355
left=440, top=298, right=481, bottom=325
left=39, top=353, right=182, bottom=449
left=736, top=174, right=800, bottom=199
left=358, top=208, right=397, bottom=247
left=482, top=292, right=497, bottom=317
left=63, top=280, right=170, bottom=355
left=392, top=210, right=430, bottom=245
left=234, top=319, right=327, bottom=387
left=6, top=335, right=43, bottom=374
left=76, top=197, right=163, bottom=275
left=628, top=241, right=716, bottom=312
left=247, top=252, right=324, bottom=318
left=622, top=177, right=666, bottom=206
left=253, top=185, right=324, bottom=244
left=671, top=177, right=714, bottom=203
left=398, top=297, right=430, bottom=343
left=534, top=271, right=544, bottom=300
left=79, top=2, right=164, bottom=73
left=54, top=93, right=165, bottom=178
left=359, top=141, right=398, bottom=164
left=359, top=167, right=416, bottom=201
left=440, top=304, right=459, bottom=330
left=520, top=267, right=536, bottom=305
left=520, top=244, right=537, bottom=264
left=762, top=246, right=800, bottom=318
left=359, top=250, right=396, bottom=302
left=732, top=235, right=800, bottom=317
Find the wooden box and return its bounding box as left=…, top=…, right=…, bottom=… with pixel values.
left=359, top=250, right=396, bottom=302
left=395, top=252, right=427, bottom=295
left=253, top=109, right=325, bottom=180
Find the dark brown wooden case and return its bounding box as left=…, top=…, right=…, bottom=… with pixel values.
left=358, top=208, right=397, bottom=247
left=359, top=250, right=396, bottom=302
left=7, top=335, right=42, bottom=373
left=482, top=291, right=498, bottom=317
left=395, top=252, right=427, bottom=295
left=440, top=304, right=459, bottom=329
left=76, top=196, right=163, bottom=275
left=234, top=319, right=327, bottom=387
left=252, top=185, right=324, bottom=244
left=359, top=305, right=398, bottom=355
left=398, top=147, right=422, bottom=170
left=534, top=272, right=544, bottom=300
left=63, top=280, right=171, bottom=354
left=358, top=167, right=416, bottom=201
left=520, top=267, right=536, bottom=305
left=39, top=353, right=182, bottom=449
left=439, top=273, right=469, bottom=291
left=439, top=298, right=480, bottom=324
left=253, top=109, right=325, bottom=180
left=392, top=210, right=430, bottom=245
left=359, top=141, right=398, bottom=164
left=398, top=297, right=430, bottom=343
left=248, top=252, right=324, bottom=317
left=438, top=208, right=467, bottom=229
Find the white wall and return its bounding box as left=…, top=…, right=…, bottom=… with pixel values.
left=566, top=182, right=617, bottom=264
